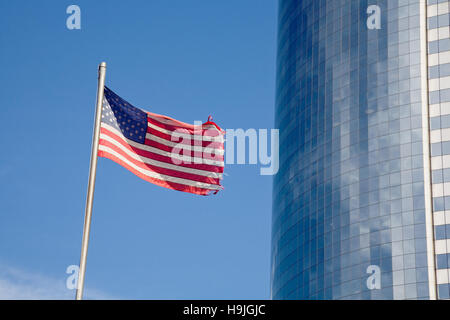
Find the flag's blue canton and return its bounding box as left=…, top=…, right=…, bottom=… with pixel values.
left=102, top=86, right=147, bottom=144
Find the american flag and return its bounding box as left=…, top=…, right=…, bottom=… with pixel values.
left=98, top=86, right=225, bottom=195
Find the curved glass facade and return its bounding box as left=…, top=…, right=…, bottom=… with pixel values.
left=272, top=0, right=433, bottom=299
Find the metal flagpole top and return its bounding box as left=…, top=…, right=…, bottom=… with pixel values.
left=99, top=62, right=107, bottom=68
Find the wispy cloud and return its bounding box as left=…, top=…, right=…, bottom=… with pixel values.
left=0, top=264, right=114, bottom=300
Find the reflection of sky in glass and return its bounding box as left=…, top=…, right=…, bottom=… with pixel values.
left=272, top=0, right=429, bottom=300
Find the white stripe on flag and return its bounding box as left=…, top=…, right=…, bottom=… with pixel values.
left=100, top=123, right=224, bottom=167
left=100, top=133, right=223, bottom=179
left=145, top=132, right=224, bottom=155
left=98, top=145, right=222, bottom=190
left=147, top=121, right=224, bottom=143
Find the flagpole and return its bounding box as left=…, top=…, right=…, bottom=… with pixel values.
left=76, top=62, right=107, bottom=300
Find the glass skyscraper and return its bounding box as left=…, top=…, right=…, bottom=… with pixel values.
left=271, top=0, right=450, bottom=299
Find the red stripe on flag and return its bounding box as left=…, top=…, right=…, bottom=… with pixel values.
left=100, top=127, right=224, bottom=172
left=146, top=126, right=224, bottom=149
left=147, top=116, right=224, bottom=137
left=98, top=150, right=219, bottom=196
left=144, top=138, right=225, bottom=162
left=99, top=138, right=221, bottom=185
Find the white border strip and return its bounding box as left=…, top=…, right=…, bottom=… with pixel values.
left=422, top=0, right=438, bottom=300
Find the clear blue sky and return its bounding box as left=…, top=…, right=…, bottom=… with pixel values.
left=0, top=1, right=277, bottom=299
